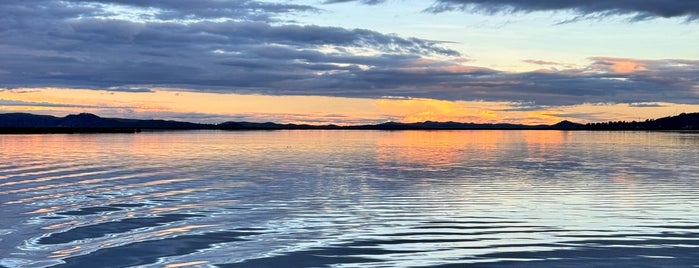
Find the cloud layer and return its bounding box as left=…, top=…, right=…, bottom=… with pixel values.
left=330, top=0, right=699, bottom=21
left=1, top=0, right=698, bottom=107
left=426, top=0, right=699, bottom=21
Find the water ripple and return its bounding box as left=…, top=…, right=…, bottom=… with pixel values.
left=39, top=214, right=205, bottom=245
left=0, top=131, right=698, bottom=267
left=52, top=230, right=261, bottom=268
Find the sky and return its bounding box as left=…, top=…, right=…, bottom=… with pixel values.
left=0, top=0, right=698, bottom=124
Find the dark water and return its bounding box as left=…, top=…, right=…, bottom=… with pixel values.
left=1, top=130, right=698, bottom=267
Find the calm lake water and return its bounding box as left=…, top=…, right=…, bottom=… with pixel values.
left=1, top=130, right=698, bottom=268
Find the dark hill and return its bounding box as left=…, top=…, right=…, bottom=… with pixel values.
left=649, top=113, right=699, bottom=130
left=1, top=112, right=698, bottom=133
left=217, top=121, right=339, bottom=130
left=0, top=113, right=62, bottom=128
left=583, top=112, right=699, bottom=130
left=0, top=113, right=212, bottom=133
left=551, top=120, right=584, bottom=130
left=347, top=120, right=555, bottom=130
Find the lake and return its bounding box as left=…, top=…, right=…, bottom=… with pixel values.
left=1, top=130, right=698, bottom=267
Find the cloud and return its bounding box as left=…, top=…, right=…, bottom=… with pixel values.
left=425, top=0, right=699, bottom=21
left=523, top=59, right=560, bottom=66
left=543, top=112, right=607, bottom=122
left=106, top=86, right=154, bottom=93
left=0, top=98, right=127, bottom=109
left=324, top=0, right=387, bottom=5
left=588, top=57, right=648, bottom=74
left=0, top=1, right=459, bottom=93
left=628, top=102, right=666, bottom=108
left=327, top=0, right=699, bottom=21
left=1, top=1, right=697, bottom=108
left=56, top=0, right=318, bottom=22
left=498, top=102, right=551, bottom=112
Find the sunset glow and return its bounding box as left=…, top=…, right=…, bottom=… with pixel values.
left=2, top=87, right=698, bottom=125
left=0, top=0, right=697, bottom=124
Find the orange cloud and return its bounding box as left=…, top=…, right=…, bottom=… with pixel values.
left=524, top=111, right=565, bottom=125
left=590, top=57, right=648, bottom=74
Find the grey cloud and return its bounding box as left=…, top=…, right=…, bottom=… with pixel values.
left=523, top=59, right=560, bottom=65
left=544, top=112, right=609, bottom=122
left=310, top=58, right=699, bottom=106
left=0, top=99, right=129, bottom=109
left=106, top=86, right=154, bottom=93
left=72, top=0, right=319, bottom=21
left=332, top=0, right=699, bottom=21
left=628, top=102, right=666, bottom=108
left=324, top=0, right=387, bottom=5
left=1, top=1, right=697, bottom=107
left=426, top=0, right=699, bottom=21
left=0, top=0, right=458, bottom=92
left=498, top=102, right=551, bottom=111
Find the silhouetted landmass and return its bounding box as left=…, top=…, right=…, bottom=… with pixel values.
left=217, top=121, right=339, bottom=130
left=218, top=120, right=546, bottom=130
left=344, top=121, right=550, bottom=130
left=581, top=113, right=699, bottom=130
left=0, top=112, right=697, bottom=133
left=551, top=120, right=584, bottom=130
left=0, top=113, right=212, bottom=133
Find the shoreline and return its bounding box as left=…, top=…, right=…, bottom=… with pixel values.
left=2, top=127, right=698, bottom=134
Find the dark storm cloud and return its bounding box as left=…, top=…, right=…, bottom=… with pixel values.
left=427, top=0, right=699, bottom=21
left=1, top=0, right=697, bottom=106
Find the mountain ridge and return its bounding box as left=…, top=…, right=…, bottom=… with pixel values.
left=0, top=112, right=698, bottom=133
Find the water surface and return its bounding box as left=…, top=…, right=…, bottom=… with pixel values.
left=1, top=130, right=698, bottom=267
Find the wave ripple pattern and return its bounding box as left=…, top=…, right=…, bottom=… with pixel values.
left=1, top=130, right=698, bottom=267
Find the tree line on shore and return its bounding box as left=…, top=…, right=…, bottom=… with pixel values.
left=0, top=112, right=697, bottom=133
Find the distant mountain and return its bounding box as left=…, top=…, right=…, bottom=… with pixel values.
left=0, top=113, right=62, bottom=128
left=0, top=113, right=211, bottom=133
left=217, top=121, right=338, bottom=130
left=551, top=120, right=584, bottom=130
left=1, top=112, right=697, bottom=133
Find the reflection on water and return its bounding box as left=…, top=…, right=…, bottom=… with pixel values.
left=1, top=130, right=699, bottom=267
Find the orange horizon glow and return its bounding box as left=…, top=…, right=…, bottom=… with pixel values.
left=1, top=87, right=698, bottom=125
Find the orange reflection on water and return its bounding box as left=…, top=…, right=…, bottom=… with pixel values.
left=42, top=220, right=79, bottom=230
left=520, top=130, right=571, bottom=159
left=26, top=206, right=61, bottom=215
left=50, top=245, right=82, bottom=259
left=0, top=132, right=209, bottom=163
left=520, top=130, right=571, bottom=146
left=374, top=130, right=515, bottom=167
left=155, top=224, right=218, bottom=237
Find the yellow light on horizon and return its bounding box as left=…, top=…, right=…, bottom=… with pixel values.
left=1, top=87, right=697, bottom=125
